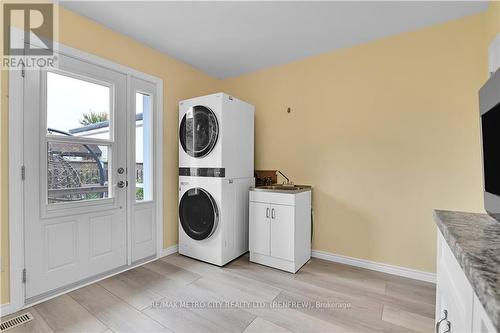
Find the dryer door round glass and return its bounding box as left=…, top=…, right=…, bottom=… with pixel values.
left=180, top=105, right=219, bottom=158
left=179, top=188, right=219, bottom=240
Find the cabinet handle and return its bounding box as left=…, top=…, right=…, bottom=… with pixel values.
left=266, top=208, right=270, bottom=218
left=436, top=309, right=451, bottom=333
left=443, top=321, right=451, bottom=333
left=271, top=208, right=276, bottom=219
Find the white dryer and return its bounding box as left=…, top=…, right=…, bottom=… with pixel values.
left=178, top=176, right=254, bottom=266
left=179, top=93, right=254, bottom=179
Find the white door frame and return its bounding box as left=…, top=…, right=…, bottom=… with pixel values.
left=7, top=37, right=164, bottom=314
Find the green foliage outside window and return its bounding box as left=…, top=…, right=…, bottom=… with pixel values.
left=136, top=187, right=144, bottom=201
left=79, top=111, right=108, bottom=126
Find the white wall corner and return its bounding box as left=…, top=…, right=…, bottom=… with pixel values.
left=489, top=33, right=500, bottom=76
left=311, top=250, right=436, bottom=284
left=160, top=244, right=179, bottom=258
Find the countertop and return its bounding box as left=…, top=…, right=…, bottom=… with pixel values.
left=434, top=210, right=500, bottom=331
left=250, top=185, right=312, bottom=194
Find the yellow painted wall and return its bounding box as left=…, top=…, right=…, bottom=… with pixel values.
left=221, top=10, right=498, bottom=273
left=1, top=3, right=499, bottom=305
left=0, top=6, right=220, bottom=304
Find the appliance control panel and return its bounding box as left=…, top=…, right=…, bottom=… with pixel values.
left=179, top=167, right=225, bottom=178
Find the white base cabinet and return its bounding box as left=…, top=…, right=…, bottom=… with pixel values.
left=473, top=293, right=498, bottom=333
left=436, top=231, right=497, bottom=333
left=249, top=190, right=311, bottom=273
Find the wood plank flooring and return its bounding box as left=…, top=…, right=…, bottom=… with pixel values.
left=1, top=253, right=435, bottom=333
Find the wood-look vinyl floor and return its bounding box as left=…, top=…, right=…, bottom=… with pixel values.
left=1, top=253, right=435, bottom=333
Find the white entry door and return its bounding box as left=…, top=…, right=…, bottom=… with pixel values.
left=23, top=54, right=130, bottom=300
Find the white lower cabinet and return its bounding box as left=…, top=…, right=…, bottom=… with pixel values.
left=249, top=190, right=311, bottom=273
left=270, top=204, right=295, bottom=261
left=436, top=231, right=497, bottom=333
left=249, top=201, right=272, bottom=256
left=473, top=293, right=498, bottom=333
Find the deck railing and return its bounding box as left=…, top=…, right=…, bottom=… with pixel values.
left=48, top=161, right=144, bottom=203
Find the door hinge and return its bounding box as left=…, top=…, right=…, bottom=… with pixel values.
left=21, top=165, right=25, bottom=180
left=22, top=268, right=26, bottom=283
left=21, top=65, right=25, bottom=78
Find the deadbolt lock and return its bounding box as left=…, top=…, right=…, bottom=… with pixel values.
left=117, top=167, right=125, bottom=174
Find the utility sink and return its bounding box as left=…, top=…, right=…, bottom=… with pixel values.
left=252, top=184, right=311, bottom=194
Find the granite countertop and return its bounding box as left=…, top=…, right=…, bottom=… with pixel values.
left=434, top=210, right=500, bottom=331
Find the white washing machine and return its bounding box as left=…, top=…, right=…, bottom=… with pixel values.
left=178, top=176, right=254, bottom=266
left=179, top=93, right=254, bottom=179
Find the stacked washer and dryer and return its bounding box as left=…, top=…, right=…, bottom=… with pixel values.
left=178, top=93, right=255, bottom=266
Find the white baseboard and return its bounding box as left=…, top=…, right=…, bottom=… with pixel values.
left=311, top=250, right=436, bottom=283
left=157, top=245, right=435, bottom=283
left=160, top=244, right=178, bottom=258
left=0, top=302, right=12, bottom=317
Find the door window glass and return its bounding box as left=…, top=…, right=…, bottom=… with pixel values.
left=47, top=142, right=110, bottom=203
left=47, top=72, right=111, bottom=139
left=135, top=92, right=153, bottom=201
left=46, top=71, right=114, bottom=205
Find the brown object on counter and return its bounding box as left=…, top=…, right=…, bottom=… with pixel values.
left=254, top=170, right=277, bottom=186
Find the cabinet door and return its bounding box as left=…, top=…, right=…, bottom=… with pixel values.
left=436, top=232, right=474, bottom=333
left=472, top=293, right=497, bottom=333
left=249, top=202, right=271, bottom=255
left=435, top=284, right=454, bottom=333
left=270, top=204, right=295, bottom=261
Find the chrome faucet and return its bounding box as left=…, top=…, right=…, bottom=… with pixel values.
left=277, top=170, right=292, bottom=185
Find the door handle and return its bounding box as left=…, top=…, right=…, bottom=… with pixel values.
left=271, top=208, right=276, bottom=219
left=117, top=180, right=126, bottom=188
left=266, top=207, right=270, bottom=218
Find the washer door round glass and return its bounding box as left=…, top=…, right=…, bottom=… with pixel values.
left=179, top=188, right=219, bottom=240
left=180, top=105, right=219, bottom=158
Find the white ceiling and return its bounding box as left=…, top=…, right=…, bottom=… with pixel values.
left=61, top=1, right=488, bottom=79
